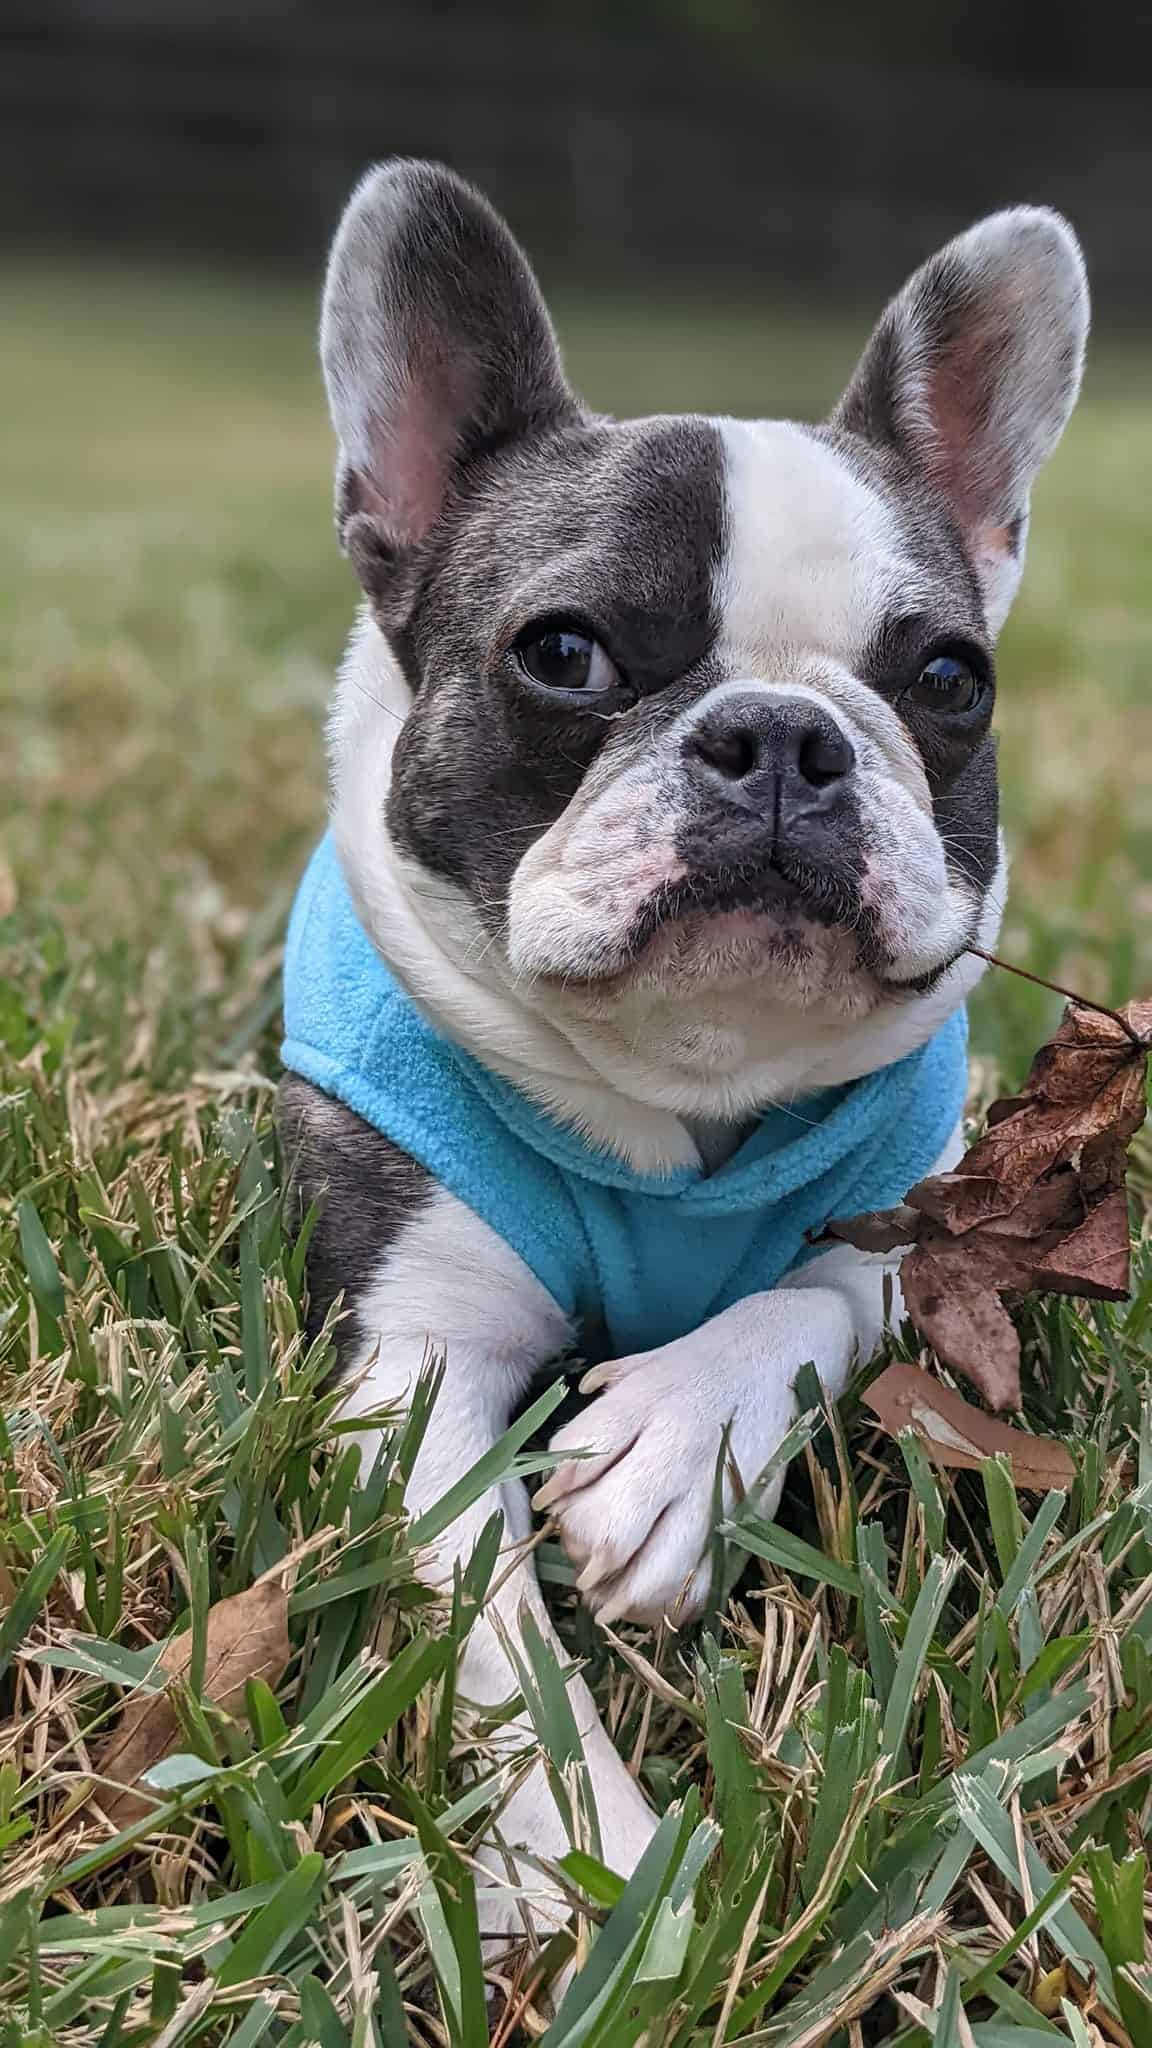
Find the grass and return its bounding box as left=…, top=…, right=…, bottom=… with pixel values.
left=2, top=255, right=1152, bottom=2045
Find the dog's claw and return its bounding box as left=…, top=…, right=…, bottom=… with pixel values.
left=533, top=1435, right=639, bottom=1516
left=578, top=1363, right=612, bottom=1394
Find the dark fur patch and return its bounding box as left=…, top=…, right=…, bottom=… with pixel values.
left=385, top=413, right=727, bottom=924
left=927, top=734, right=1001, bottom=897
left=276, top=1074, right=432, bottom=1358
left=855, top=601, right=1000, bottom=899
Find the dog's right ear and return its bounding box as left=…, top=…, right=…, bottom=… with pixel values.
left=321, top=160, right=572, bottom=617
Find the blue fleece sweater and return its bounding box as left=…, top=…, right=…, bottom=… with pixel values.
left=281, top=834, right=968, bottom=1360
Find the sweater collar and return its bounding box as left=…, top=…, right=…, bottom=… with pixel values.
left=443, top=1012, right=966, bottom=1212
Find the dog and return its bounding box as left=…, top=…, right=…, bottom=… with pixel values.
left=277, top=159, right=1087, bottom=1951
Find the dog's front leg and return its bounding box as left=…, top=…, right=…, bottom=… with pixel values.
left=333, top=1181, right=657, bottom=1941
left=542, top=1238, right=917, bottom=1626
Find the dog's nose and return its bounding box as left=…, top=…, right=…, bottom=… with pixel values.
left=683, top=694, right=855, bottom=820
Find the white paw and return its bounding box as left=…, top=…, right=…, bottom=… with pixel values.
left=536, top=1311, right=801, bottom=1625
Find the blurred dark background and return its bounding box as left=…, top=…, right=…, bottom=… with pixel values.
left=5, top=0, right=1152, bottom=309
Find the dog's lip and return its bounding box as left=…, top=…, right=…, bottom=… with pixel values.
left=537, top=861, right=840, bottom=990
left=629, top=860, right=848, bottom=949
left=878, top=939, right=973, bottom=997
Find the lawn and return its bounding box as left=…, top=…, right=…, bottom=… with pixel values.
left=1, top=256, right=1151, bottom=2045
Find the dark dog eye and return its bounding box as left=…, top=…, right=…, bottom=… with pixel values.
left=514, top=623, right=622, bottom=696
left=905, top=652, right=983, bottom=715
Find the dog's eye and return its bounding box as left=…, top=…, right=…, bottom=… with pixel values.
left=514, top=623, right=622, bottom=696
left=905, top=652, right=984, bottom=715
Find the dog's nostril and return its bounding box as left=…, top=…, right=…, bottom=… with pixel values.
left=797, top=727, right=855, bottom=787
left=684, top=699, right=855, bottom=802
left=686, top=725, right=759, bottom=781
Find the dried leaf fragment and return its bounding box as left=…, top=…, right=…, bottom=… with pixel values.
left=92, top=1579, right=290, bottom=1828
left=823, top=999, right=1150, bottom=1409
left=865, top=1362, right=1074, bottom=1490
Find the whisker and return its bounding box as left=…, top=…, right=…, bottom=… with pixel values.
left=346, top=675, right=406, bottom=725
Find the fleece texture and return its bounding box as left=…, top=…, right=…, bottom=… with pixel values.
left=282, top=833, right=968, bottom=1359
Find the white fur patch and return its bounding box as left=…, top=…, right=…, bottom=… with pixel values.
left=716, top=419, right=927, bottom=672
left=506, top=761, right=686, bottom=983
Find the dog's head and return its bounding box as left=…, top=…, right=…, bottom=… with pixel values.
left=321, top=162, right=1087, bottom=1158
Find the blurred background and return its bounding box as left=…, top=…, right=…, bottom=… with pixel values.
left=4, top=0, right=1152, bottom=1084
left=7, top=0, right=1152, bottom=303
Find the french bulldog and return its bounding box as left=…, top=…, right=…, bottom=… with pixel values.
left=278, top=160, right=1087, bottom=1955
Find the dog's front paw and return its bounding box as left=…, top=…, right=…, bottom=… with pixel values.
left=536, top=1329, right=795, bottom=1625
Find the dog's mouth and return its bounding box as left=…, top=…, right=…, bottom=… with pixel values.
left=543, top=856, right=882, bottom=991
left=632, top=857, right=860, bottom=949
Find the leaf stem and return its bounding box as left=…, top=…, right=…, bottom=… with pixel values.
left=965, top=946, right=1145, bottom=1047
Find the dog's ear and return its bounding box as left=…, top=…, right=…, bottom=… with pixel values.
left=322, top=160, right=572, bottom=616
left=834, top=208, right=1088, bottom=631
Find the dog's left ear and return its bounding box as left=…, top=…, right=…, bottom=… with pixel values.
left=834, top=208, right=1088, bottom=632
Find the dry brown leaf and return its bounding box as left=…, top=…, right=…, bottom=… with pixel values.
left=864, top=1362, right=1075, bottom=1490
left=92, top=1579, right=290, bottom=1828
left=823, top=999, right=1151, bottom=1410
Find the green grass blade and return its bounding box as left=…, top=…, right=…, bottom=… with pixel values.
left=857, top=1519, right=898, bottom=1709
left=18, top=1196, right=66, bottom=1343
left=286, top=1638, right=448, bottom=1815
left=299, top=1975, right=352, bottom=2048
left=0, top=1526, right=73, bottom=1679
left=214, top=1852, right=327, bottom=1988
left=404, top=1788, right=487, bottom=2048
left=879, top=1551, right=959, bottom=1786
left=951, top=1774, right=1114, bottom=2003
left=983, top=1456, right=1025, bottom=1584
left=407, top=1379, right=568, bottom=1547
left=541, top=1806, right=686, bottom=2047
left=996, top=1492, right=1067, bottom=1617
left=719, top=1512, right=862, bottom=1595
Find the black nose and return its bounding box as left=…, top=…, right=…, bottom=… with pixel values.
left=683, top=694, right=855, bottom=821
